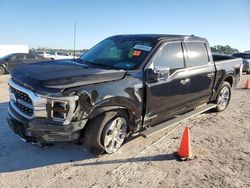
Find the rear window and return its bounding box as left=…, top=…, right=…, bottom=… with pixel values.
left=186, top=42, right=209, bottom=67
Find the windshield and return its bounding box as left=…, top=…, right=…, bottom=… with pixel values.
left=49, top=51, right=56, bottom=55
left=0, top=53, right=13, bottom=61
left=80, top=37, right=156, bottom=70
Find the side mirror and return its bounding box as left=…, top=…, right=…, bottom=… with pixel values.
left=146, top=66, right=170, bottom=83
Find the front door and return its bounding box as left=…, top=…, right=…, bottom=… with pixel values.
left=5, top=54, right=25, bottom=71
left=144, top=41, right=191, bottom=126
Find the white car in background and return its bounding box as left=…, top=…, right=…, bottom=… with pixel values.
left=35, top=51, right=51, bottom=59
left=47, top=51, right=75, bottom=60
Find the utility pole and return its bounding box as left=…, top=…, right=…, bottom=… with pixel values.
left=73, top=22, right=76, bottom=59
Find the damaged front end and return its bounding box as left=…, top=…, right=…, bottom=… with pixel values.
left=7, top=78, right=87, bottom=144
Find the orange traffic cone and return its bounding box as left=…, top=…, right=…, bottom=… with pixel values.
left=245, top=79, right=250, bottom=89
left=177, top=127, right=192, bottom=159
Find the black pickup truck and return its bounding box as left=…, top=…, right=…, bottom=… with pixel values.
left=7, top=34, right=242, bottom=153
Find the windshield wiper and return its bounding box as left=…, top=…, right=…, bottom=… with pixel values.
left=88, top=62, right=113, bottom=69
left=73, top=58, right=90, bottom=66
left=76, top=58, right=116, bottom=69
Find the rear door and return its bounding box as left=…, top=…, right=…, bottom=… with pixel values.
left=183, top=41, right=216, bottom=107
left=144, top=41, right=191, bottom=126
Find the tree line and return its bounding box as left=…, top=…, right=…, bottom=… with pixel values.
left=31, top=45, right=249, bottom=55
left=210, top=45, right=240, bottom=55
left=30, top=47, right=88, bottom=54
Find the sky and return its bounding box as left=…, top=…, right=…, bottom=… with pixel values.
left=0, top=0, right=249, bottom=51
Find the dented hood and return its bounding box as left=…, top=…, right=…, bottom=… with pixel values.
left=10, top=60, right=126, bottom=91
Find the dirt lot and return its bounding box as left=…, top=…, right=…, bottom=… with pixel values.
left=0, top=74, right=249, bottom=188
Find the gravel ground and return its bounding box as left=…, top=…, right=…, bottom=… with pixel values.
left=0, top=74, right=249, bottom=188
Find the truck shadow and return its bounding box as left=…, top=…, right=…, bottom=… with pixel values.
left=0, top=101, right=186, bottom=173
left=74, top=152, right=179, bottom=167
left=0, top=102, right=95, bottom=173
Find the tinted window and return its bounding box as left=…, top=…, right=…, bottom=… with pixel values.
left=186, top=42, right=209, bottom=67
left=7, top=54, right=17, bottom=61
left=7, top=54, right=24, bottom=61
left=16, top=54, right=25, bottom=60
left=153, top=42, right=184, bottom=72
left=26, top=53, right=36, bottom=59
left=37, top=55, right=45, bottom=59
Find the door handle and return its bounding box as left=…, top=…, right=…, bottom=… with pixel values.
left=180, top=78, right=190, bottom=84
left=207, top=73, right=214, bottom=77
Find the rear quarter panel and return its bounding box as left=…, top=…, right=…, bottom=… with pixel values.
left=211, top=58, right=242, bottom=101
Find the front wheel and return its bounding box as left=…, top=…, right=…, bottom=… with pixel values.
left=102, top=116, right=128, bottom=153
left=84, top=110, right=128, bottom=154
left=0, top=66, right=6, bottom=75
left=213, top=81, right=231, bottom=112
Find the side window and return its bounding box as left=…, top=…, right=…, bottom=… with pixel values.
left=26, top=53, right=36, bottom=59
left=7, top=55, right=17, bottom=61
left=16, top=54, right=24, bottom=60
left=37, top=55, right=44, bottom=59
left=153, top=42, right=184, bottom=73
left=185, top=42, right=209, bottom=67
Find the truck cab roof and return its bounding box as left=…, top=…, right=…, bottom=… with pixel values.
left=110, top=34, right=207, bottom=43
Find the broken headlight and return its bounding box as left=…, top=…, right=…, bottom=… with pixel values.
left=50, top=100, right=69, bottom=121
left=47, top=95, right=79, bottom=124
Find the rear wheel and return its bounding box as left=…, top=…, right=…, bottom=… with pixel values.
left=84, top=110, right=128, bottom=154
left=213, top=81, right=231, bottom=112
left=0, top=66, right=6, bottom=75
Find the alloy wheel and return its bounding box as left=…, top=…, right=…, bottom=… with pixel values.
left=103, top=117, right=127, bottom=153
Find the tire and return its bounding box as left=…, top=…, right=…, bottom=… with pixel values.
left=0, top=66, right=6, bottom=75
left=247, top=70, right=250, bottom=75
left=84, top=110, right=129, bottom=154
left=212, top=81, right=231, bottom=112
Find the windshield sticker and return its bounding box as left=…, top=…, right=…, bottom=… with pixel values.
left=132, top=50, right=141, bottom=56
left=133, top=45, right=152, bottom=51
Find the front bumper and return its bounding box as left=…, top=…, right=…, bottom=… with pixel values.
left=7, top=103, right=87, bottom=143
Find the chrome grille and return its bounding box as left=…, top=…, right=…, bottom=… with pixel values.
left=10, top=85, right=32, bottom=104
left=9, top=84, right=34, bottom=117
left=8, top=79, right=78, bottom=125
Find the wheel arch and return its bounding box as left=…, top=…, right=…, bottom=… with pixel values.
left=87, top=105, right=137, bottom=132
left=211, top=73, right=234, bottom=101
left=0, top=64, right=7, bottom=74
left=223, top=75, right=234, bottom=86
